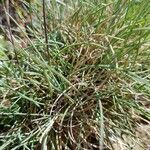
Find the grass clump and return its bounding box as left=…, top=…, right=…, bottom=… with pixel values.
left=0, top=0, right=150, bottom=149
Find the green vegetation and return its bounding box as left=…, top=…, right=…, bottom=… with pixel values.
left=0, top=0, right=150, bottom=149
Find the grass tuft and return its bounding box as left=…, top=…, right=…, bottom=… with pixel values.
left=0, top=0, right=150, bottom=149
